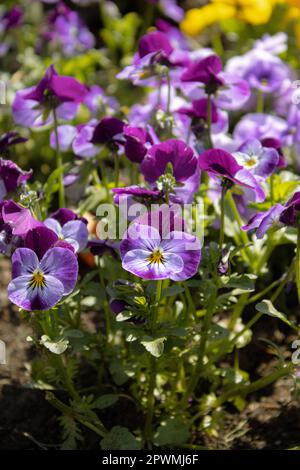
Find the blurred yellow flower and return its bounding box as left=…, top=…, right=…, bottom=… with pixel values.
left=180, top=0, right=274, bottom=36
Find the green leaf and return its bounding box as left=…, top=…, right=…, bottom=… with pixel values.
left=154, top=417, right=190, bottom=446
left=255, top=300, right=299, bottom=331
left=222, top=274, right=257, bottom=293
left=140, top=336, right=166, bottom=357
left=93, top=394, right=119, bottom=410
left=100, top=426, right=141, bottom=450
left=40, top=335, right=69, bottom=355
left=161, top=285, right=185, bottom=298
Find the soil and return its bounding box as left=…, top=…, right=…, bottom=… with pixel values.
left=0, top=258, right=300, bottom=450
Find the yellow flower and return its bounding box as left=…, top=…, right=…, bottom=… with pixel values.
left=180, top=0, right=274, bottom=36
left=180, top=4, right=235, bottom=36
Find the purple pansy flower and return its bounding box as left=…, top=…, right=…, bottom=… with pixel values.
left=72, top=120, right=98, bottom=158
left=84, top=85, right=119, bottom=117
left=0, top=132, right=27, bottom=157
left=88, top=239, right=118, bottom=258
left=181, top=55, right=250, bottom=111
left=8, top=246, right=78, bottom=311
left=0, top=159, right=32, bottom=199
left=226, top=49, right=291, bottom=95
left=148, top=0, right=184, bottom=22
left=261, top=137, right=286, bottom=168
left=43, top=2, right=95, bottom=57
left=50, top=124, right=77, bottom=152
left=233, top=139, right=279, bottom=178
left=120, top=213, right=201, bottom=281
left=233, top=113, right=288, bottom=145
left=2, top=201, right=43, bottom=237
left=279, top=192, right=300, bottom=227
left=124, top=126, right=153, bottom=163
left=141, top=139, right=200, bottom=203
left=198, top=149, right=265, bottom=202
left=91, top=117, right=125, bottom=147
left=24, top=225, right=75, bottom=260
left=44, top=215, right=88, bottom=252
left=117, top=31, right=183, bottom=85
left=242, top=204, right=284, bottom=239
left=0, top=6, right=22, bottom=32
left=12, top=65, right=87, bottom=127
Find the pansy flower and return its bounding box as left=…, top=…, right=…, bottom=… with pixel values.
left=42, top=2, right=95, bottom=57
left=120, top=208, right=201, bottom=281
left=91, top=117, right=125, bottom=148
left=141, top=139, right=200, bottom=203
left=1, top=200, right=42, bottom=237
left=261, top=137, right=286, bottom=168
left=198, top=148, right=265, bottom=202
left=123, top=126, right=153, bottom=163
left=0, top=159, right=32, bottom=199
left=0, top=132, right=27, bottom=158
left=233, top=138, right=279, bottom=178
left=12, top=65, right=87, bottom=127
left=242, top=204, right=284, bottom=238
left=279, top=192, right=300, bottom=227
left=44, top=209, right=88, bottom=253
left=117, top=31, right=182, bottom=85
left=8, top=246, right=78, bottom=311
left=181, top=54, right=250, bottom=111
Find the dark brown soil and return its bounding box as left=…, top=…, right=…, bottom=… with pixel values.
left=1, top=258, right=300, bottom=450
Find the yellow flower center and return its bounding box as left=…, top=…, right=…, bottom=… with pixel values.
left=29, top=271, right=46, bottom=289
left=147, top=248, right=165, bottom=265
left=245, top=157, right=257, bottom=167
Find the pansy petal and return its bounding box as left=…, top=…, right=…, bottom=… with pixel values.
left=11, top=248, right=39, bottom=278
left=62, top=220, right=88, bottom=252
left=122, top=248, right=183, bottom=280
left=8, top=274, right=64, bottom=311
left=40, top=247, right=78, bottom=294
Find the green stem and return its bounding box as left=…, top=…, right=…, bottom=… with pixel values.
left=144, top=280, right=162, bottom=446
left=181, top=285, right=217, bottom=406
left=114, top=153, right=120, bottom=188
left=256, top=88, right=264, bottom=113
left=270, top=174, right=275, bottom=205
left=219, top=185, right=226, bottom=248
left=46, top=392, right=107, bottom=438
left=53, top=108, right=65, bottom=208
left=217, top=363, right=293, bottom=407
left=97, top=257, right=111, bottom=340
left=226, top=191, right=253, bottom=265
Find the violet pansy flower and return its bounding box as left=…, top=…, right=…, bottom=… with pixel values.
left=0, top=132, right=27, bottom=158
left=198, top=148, right=265, bottom=202
left=233, top=139, right=279, bottom=178
left=12, top=65, right=87, bottom=127
left=124, top=126, right=153, bottom=164
left=91, top=117, right=125, bottom=147
left=181, top=55, right=250, bottom=111
left=141, top=139, right=200, bottom=203
left=0, top=159, right=32, bottom=199
left=44, top=216, right=88, bottom=252
left=1, top=200, right=43, bottom=237
left=44, top=2, right=95, bottom=57
left=242, top=204, right=284, bottom=239
left=8, top=247, right=78, bottom=311
left=120, top=209, right=201, bottom=281
left=279, top=192, right=300, bottom=227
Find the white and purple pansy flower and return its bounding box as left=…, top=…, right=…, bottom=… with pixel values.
left=233, top=138, right=279, bottom=178
left=8, top=246, right=78, bottom=311
left=44, top=209, right=88, bottom=252
left=120, top=223, right=201, bottom=281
